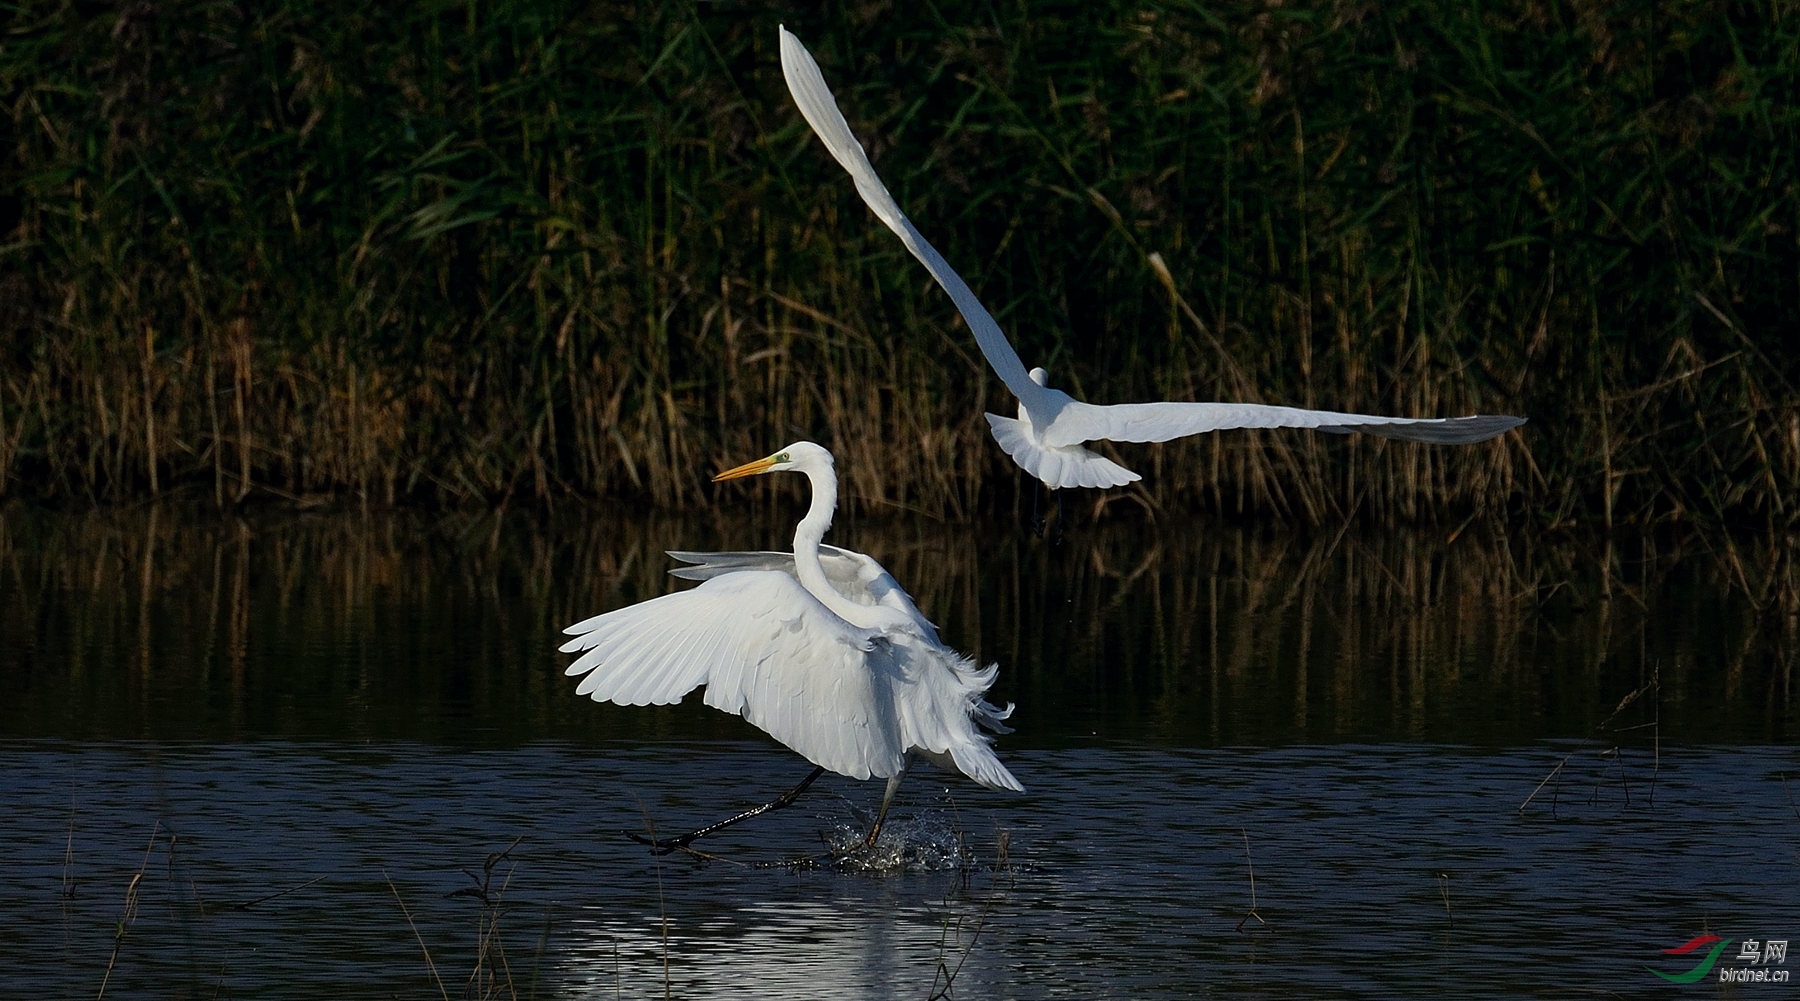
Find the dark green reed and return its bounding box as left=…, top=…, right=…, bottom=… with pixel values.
left=3, top=1, right=1796, bottom=525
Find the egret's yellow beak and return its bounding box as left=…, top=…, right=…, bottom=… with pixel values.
left=713, top=454, right=781, bottom=482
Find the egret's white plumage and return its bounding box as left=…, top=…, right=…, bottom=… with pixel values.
left=560, top=442, right=1020, bottom=848
left=779, top=26, right=1526, bottom=489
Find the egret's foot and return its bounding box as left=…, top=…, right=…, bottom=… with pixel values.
left=624, top=829, right=701, bottom=856
left=816, top=820, right=880, bottom=858
left=621, top=765, right=828, bottom=857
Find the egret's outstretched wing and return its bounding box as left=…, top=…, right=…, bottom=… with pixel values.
left=667, top=546, right=941, bottom=644
left=778, top=26, right=1052, bottom=424
left=1046, top=399, right=1526, bottom=448
left=560, top=571, right=906, bottom=781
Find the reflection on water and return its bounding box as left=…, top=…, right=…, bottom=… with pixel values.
left=0, top=505, right=1796, bottom=997
left=0, top=504, right=1794, bottom=745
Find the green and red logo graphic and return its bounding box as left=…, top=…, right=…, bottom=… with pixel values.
left=1647, top=935, right=1731, bottom=983
left=1648, top=933, right=1791, bottom=984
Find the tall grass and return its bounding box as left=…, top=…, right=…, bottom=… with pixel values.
left=3, top=0, right=1796, bottom=525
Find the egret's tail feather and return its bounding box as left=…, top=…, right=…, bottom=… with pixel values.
left=973, top=697, right=1015, bottom=735
left=950, top=742, right=1025, bottom=793
left=985, top=412, right=1139, bottom=489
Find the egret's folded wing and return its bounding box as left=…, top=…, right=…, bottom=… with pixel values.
left=1046, top=399, right=1526, bottom=448
left=666, top=546, right=943, bottom=643
left=665, top=550, right=794, bottom=581
left=560, top=571, right=906, bottom=780
left=778, top=26, right=1043, bottom=413
left=665, top=547, right=877, bottom=600
left=822, top=546, right=944, bottom=646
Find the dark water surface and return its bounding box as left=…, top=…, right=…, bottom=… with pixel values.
left=1, top=505, right=1796, bottom=998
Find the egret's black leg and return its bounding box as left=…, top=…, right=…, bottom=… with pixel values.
left=1029, top=478, right=1054, bottom=538
left=1027, top=477, right=1068, bottom=542
left=628, top=766, right=827, bottom=855
left=1036, top=478, right=1058, bottom=540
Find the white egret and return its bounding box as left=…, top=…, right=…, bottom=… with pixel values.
left=560, top=441, right=1021, bottom=854
left=778, top=26, right=1525, bottom=490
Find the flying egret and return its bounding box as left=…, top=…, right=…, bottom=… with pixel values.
left=560, top=441, right=1021, bottom=854
left=778, top=26, right=1526, bottom=490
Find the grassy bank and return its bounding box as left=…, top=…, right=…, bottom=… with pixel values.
left=3, top=0, right=1796, bottom=525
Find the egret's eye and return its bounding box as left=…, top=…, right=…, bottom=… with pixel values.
left=776, top=452, right=790, bottom=463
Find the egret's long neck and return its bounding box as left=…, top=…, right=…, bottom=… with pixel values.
left=792, top=464, right=885, bottom=629
left=791, top=464, right=844, bottom=606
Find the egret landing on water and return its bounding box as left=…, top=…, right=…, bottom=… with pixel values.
left=560, top=442, right=1022, bottom=856
left=779, top=25, right=1526, bottom=492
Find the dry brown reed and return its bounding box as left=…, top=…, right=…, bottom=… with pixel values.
left=5, top=2, right=1795, bottom=525
left=385, top=869, right=453, bottom=1001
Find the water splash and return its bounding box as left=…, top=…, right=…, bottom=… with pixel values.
left=809, top=809, right=974, bottom=873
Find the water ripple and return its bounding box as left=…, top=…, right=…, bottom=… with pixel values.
left=3, top=739, right=1795, bottom=999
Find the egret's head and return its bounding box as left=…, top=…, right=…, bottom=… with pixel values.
left=713, top=441, right=832, bottom=482
left=1028, top=367, right=1050, bottom=387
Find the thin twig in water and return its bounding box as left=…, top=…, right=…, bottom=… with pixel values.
left=231, top=875, right=327, bottom=911
left=1437, top=872, right=1453, bottom=925
left=1235, top=828, right=1266, bottom=932
left=61, top=803, right=76, bottom=901
left=1519, top=758, right=1568, bottom=816
left=383, top=868, right=450, bottom=1001
left=452, top=836, right=525, bottom=1000
left=454, top=834, right=524, bottom=906
left=525, top=899, right=557, bottom=1001
left=479, top=865, right=518, bottom=998
left=1592, top=747, right=1631, bottom=807
left=97, top=822, right=159, bottom=1001
left=928, top=832, right=1013, bottom=1000
left=637, top=799, right=673, bottom=1001
left=927, top=911, right=976, bottom=1000
left=1519, top=673, right=1660, bottom=817
left=1650, top=662, right=1661, bottom=807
